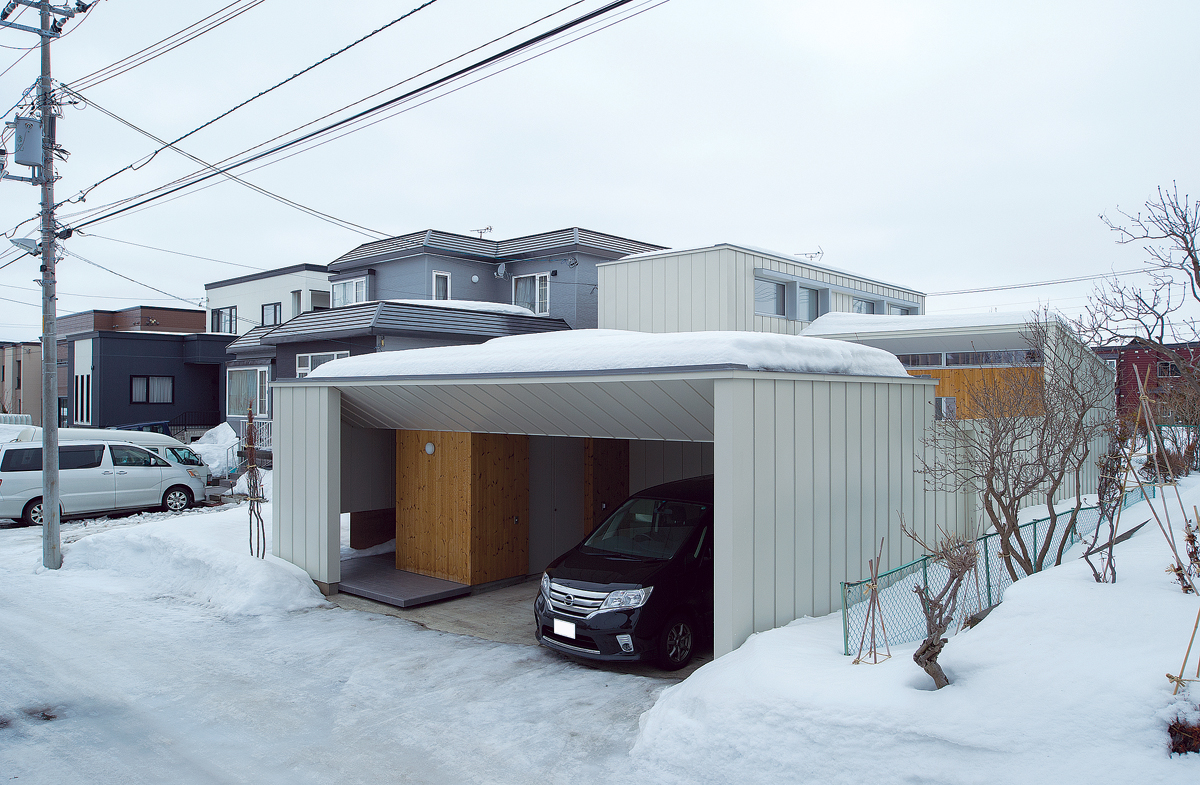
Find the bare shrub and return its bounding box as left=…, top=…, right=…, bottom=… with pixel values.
left=902, top=523, right=978, bottom=690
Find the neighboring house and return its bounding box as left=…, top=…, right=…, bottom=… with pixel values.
left=208, top=226, right=662, bottom=455
left=205, top=263, right=331, bottom=336
left=1093, top=341, right=1200, bottom=422
left=596, top=243, right=924, bottom=333
left=57, top=306, right=231, bottom=439
left=325, top=227, right=665, bottom=329
left=0, top=342, right=41, bottom=424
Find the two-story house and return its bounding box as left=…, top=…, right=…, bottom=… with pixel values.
left=0, top=341, right=41, bottom=424
left=205, top=264, right=332, bottom=336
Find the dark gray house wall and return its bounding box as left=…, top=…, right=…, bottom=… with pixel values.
left=67, top=332, right=228, bottom=430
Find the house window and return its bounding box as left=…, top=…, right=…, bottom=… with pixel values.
left=211, top=306, right=236, bottom=333
left=935, top=397, right=957, bottom=420
left=1106, top=359, right=1117, bottom=373
left=852, top=298, right=875, bottom=314
left=310, top=290, right=330, bottom=310
left=227, top=367, right=270, bottom=418
left=291, top=290, right=302, bottom=317
left=131, top=376, right=174, bottom=404
left=73, top=374, right=91, bottom=425
left=797, top=286, right=818, bottom=321
left=896, top=353, right=943, bottom=367
left=433, top=271, right=451, bottom=301
left=14, top=359, right=19, bottom=389
left=262, top=302, right=281, bottom=326
left=754, top=280, right=785, bottom=317
left=296, top=351, right=349, bottom=378
left=332, top=278, right=368, bottom=308
left=889, top=305, right=911, bottom=316
left=946, top=349, right=1042, bottom=366
left=1159, top=361, right=1182, bottom=378
left=513, top=273, right=550, bottom=315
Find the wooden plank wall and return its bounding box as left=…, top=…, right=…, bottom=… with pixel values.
left=396, top=430, right=472, bottom=583
left=395, top=429, right=529, bottom=585
left=583, top=438, right=629, bottom=534
left=469, top=432, right=529, bottom=584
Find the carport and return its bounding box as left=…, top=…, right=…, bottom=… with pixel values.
left=270, top=331, right=965, bottom=657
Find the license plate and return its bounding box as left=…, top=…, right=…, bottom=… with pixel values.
left=553, top=618, right=576, bottom=639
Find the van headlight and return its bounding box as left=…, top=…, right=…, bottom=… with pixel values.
left=601, top=587, right=652, bottom=610
left=540, top=573, right=551, bottom=599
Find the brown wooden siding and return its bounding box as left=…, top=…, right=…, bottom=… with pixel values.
left=395, top=429, right=529, bottom=585
left=910, top=367, right=1042, bottom=419
left=583, top=438, right=629, bottom=534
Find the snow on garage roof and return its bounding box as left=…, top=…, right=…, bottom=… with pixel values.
left=801, top=310, right=1046, bottom=337
left=305, top=329, right=910, bottom=380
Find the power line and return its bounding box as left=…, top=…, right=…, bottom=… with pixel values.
left=76, top=232, right=266, bottom=270
left=60, top=246, right=203, bottom=308
left=63, top=0, right=662, bottom=232
left=65, top=1, right=265, bottom=92
left=60, top=86, right=392, bottom=238
left=925, top=267, right=1153, bottom=297
left=69, top=0, right=443, bottom=202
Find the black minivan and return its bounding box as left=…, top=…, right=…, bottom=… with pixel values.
left=534, top=475, right=713, bottom=670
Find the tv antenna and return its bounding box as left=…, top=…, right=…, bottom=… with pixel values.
left=471, top=225, right=492, bottom=239
left=795, top=246, right=824, bottom=263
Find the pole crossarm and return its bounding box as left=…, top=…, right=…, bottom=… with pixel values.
left=0, top=19, right=57, bottom=36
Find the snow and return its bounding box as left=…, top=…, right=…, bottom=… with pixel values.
left=1, top=480, right=1198, bottom=782
left=0, top=423, right=30, bottom=442
left=384, top=298, right=537, bottom=317
left=634, top=482, right=1200, bottom=784
left=308, top=328, right=910, bottom=379
left=232, top=468, right=272, bottom=500
left=190, top=421, right=239, bottom=475
left=802, top=310, right=1049, bottom=336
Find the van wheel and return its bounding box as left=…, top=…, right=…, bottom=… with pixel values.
left=162, top=486, right=193, bottom=513
left=656, top=613, right=696, bottom=671
left=21, top=498, right=43, bottom=527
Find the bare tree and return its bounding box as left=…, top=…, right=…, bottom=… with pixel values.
left=902, top=523, right=977, bottom=690
left=921, top=313, right=1114, bottom=581
left=1078, top=183, right=1200, bottom=401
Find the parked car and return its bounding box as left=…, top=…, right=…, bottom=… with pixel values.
left=534, top=475, right=714, bottom=670
left=0, top=439, right=207, bottom=526
left=11, top=428, right=211, bottom=486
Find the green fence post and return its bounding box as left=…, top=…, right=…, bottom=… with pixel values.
left=841, top=582, right=850, bottom=656
left=984, top=535, right=993, bottom=607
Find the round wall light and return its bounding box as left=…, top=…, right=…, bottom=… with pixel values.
left=471, top=275, right=479, bottom=283
left=425, top=442, right=435, bottom=455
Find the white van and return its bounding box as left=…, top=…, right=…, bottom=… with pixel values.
left=9, top=428, right=211, bottom=485
left=0, top=439, right=207, bottom=526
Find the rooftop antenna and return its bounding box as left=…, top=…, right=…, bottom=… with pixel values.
left=795, top=246, right=823, bottom=263
left=471, top=225, right=492, bottom=239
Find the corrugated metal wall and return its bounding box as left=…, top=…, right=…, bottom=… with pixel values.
left=598, top=246, right=925, bottom=334
left=628, top=440, right=714, bottom=493
left=712, top=374, right=964, bottom=655
left=272, top=385, right=342, bottom=589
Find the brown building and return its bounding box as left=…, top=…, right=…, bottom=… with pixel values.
left=0, top=341, right=42, bottom=424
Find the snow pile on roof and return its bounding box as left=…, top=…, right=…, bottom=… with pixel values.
left=802, top=310, right=1046, bottom=337
left=307, top=329, right=910, bottom=379
left=385, top=299, right=537, bottom=317
left=634, top=484, right=1200, bottom=783
left=191, top=422, right=239, bottom=476
left=62, top=512, right=325, bottom=616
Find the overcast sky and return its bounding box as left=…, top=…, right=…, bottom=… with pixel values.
left=0, top=0, right=1196, bottom=341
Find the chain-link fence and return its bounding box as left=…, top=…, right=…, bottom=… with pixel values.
left=840, top=486, right=1155, bottom=655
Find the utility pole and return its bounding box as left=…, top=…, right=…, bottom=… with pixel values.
left=0, top=1, right=87, bottom=569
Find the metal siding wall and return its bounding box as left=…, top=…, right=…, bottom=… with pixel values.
left=627, top=440, right=714, bottom=493
left=272, top=385, right=341, bottom=586
left=773, top=382, right=796, bottom=625
left=752, top=380, right=775, bottom=632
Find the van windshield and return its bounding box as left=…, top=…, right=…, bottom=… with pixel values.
left=167, top=447, right=205, bottom=467
left=582, top=497, right=709, bottom=559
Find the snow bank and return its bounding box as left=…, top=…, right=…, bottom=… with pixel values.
left=634, top=484, right=1200, bottom=784
left=233, top=468, right=272, bottom=501
left=309, top=329, right=909, bottom=379
left=385, top=298, right=537, bottom=317
left=62, top=507, right=324, bottom=616
left=191, top=422, right=239, bottom=475
left=802, top=310, right=1046, bottom=336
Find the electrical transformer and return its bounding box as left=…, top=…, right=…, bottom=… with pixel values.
left=12, top=116, right=42, bottom=168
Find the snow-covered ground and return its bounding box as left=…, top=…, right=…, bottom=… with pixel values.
left=1, top=481, right=1198, bottom=783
